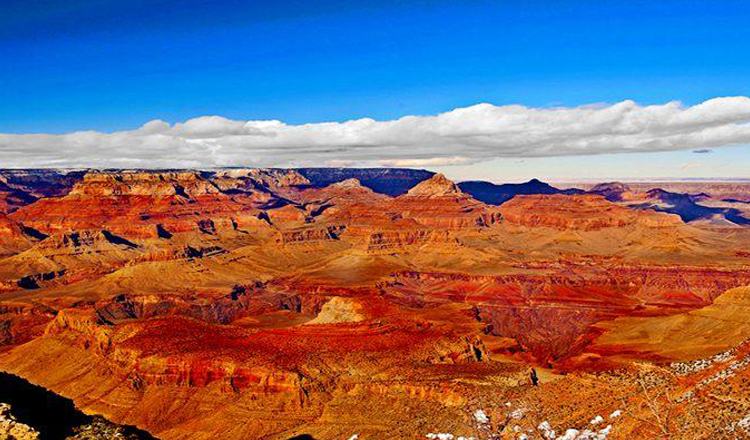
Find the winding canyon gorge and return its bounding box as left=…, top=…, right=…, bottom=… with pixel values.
left=2, top=168, right=750, bottom=440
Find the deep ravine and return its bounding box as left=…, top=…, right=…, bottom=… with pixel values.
left=0, top=371, right=158, bottom=440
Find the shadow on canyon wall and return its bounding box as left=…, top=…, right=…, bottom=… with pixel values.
left=0, top=372, right=158, bottom=440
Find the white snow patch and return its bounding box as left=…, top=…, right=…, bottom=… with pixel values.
left=473, top=409, right=490, bottom=425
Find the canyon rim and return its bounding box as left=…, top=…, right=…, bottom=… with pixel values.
left=3, top=1, right=750, bottom=439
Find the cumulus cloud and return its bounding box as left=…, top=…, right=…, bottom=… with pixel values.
left=2, top=97, right=750, bottom=168
left=378, top=157, right=474, bottom=167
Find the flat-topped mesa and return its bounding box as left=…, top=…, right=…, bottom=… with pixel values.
left=11, top=171, right=265, bottom=238
left=500, top=194, right=683, bottom=230
left=404, top=173, right=463, bottom=198
left=0, top=169, right=84, bottom=199
left=213, top=168, right=310, bottom=189
left=69, top=171, right=221, bottom=198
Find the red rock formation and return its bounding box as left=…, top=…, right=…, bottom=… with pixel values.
left=500, top=194, right=682, bottom=230
left=9, top=171, right=276, bottom=238
left=212, top=168, right=310, bottom=189
left=1, top=169, right=750, bottom=439
left=0, top=215, right=23, bottom=239
left=389, top=173, right=503, bottom=229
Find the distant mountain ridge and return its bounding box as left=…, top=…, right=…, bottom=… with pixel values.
left=294, top=168, right=435, bottom=196
left=2, top=168, right=749, bottom=226
left=580, top=180, right=750, bottom=226
left=639, top=188, right=750, bottom=225
left=458, top=178, right=583, bottom=205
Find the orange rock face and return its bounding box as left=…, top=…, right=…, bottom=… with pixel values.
left=499, top=194, right=682, bottom=230
left=2, top=169, right=750, bottom=440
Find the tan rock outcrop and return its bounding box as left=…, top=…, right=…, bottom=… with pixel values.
left=0, top=403, right=40, bottom=440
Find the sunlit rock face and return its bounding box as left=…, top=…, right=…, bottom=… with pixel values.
left=2, top=169, right=750, bottom=440
left=0, top=403, right=40, bottom=440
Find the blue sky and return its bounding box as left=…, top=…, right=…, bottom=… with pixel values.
left=2, top=0, right=750, bottom=179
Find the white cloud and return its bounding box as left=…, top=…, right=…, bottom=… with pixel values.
left=378, top=157, right=474, bottom=167
left=2, top=97, right=750, bottom=168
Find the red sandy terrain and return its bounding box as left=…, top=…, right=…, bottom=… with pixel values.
left=2, top=169, right=750, bottom=439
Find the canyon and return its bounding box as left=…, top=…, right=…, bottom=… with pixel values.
left=1, top=168, right=750, bottom=439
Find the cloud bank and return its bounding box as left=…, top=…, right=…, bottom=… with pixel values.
left=3, top=97, right=750, bottom=168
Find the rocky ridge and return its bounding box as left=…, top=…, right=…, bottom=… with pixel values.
left=1, top=169, right=750, bottom=439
